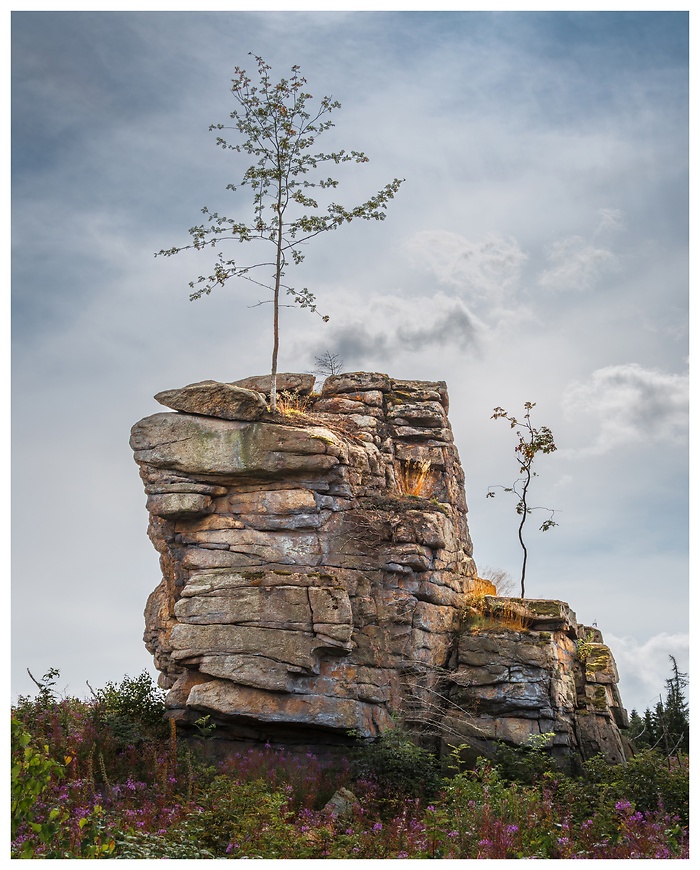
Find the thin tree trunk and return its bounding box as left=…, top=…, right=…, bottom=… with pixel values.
left=270, top=187, right=284, bottom=413
left=518, top=469, right=531, bottom=598
left=270, top=277, right=280, bottom=412
left=518, top=516, right=528, bottom=599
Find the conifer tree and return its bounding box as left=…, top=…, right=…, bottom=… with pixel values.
left=627, top=656, right=689, bottom=756
left=662, top=655, right=689, bottom=753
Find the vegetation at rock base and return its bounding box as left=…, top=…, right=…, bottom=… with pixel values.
left=157, top=54, right=403, bottom=411
left=487, top=402, right=559, bottom=597
left=11, top=668, right=688, bottom=858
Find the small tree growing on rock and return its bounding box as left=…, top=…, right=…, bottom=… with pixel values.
left=157, top=54, right=403, bottom=411
left=487, top=402, right=559, bottom=598
left=313, top=350, right=344, bottom=378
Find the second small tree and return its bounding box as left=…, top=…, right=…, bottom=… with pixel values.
left=158, top=54, right=403, bottom=411
left=487, top=402, right=559, bottom=598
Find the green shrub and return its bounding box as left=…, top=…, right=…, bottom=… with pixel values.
left=11, top=717, right=64, bottom=850
left=552, top=748, right=689, bottom=827
left=494, top=732, right=557, bottom=784
left=350, top=726, right=442, bottom=802
left=606, top=749, right=688, bottom=824
left=170, top=776, right=304, bottom=858
left=11, top=717, right=115, bottom=858
left=92, top=670, right=168, bottom=744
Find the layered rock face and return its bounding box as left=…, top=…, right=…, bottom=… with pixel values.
left=130, top=372, right=627, bottom=767
left=447, top=597, right=628, bottom=768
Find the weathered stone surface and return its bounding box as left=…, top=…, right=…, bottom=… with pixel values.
left=228, top=488, right=318, bottom=516
left=188, top=679, right=394, bottom=735
left=322, top=371, right=391, bottom=394
left=147, top=492, right=212, bottom=519
left=165, top=669, right=214, bottom=708
left=583, top=643, right=619, bottom=684
left=130, top=414, right=339, bottom=478
left=174, top=586, right=313, bottom=628
left=391, top=378, right=449, bottom=411
left=180, top=527, right=324, bottom=566
left=196, top=654, right=303, bottom=692
left=170, top=623, right=322, bottom=670
left=387, top=401, right=446, bottom=428
left=231, top=372, right=316, bottom=396
left=394, top=510, right=452, bottom=550
left=155, top=381, right=268, bottom=421
left=522, top=599, right=579, bottom=633
left=308, top=586, right=353, bottom=625
left=132, top=371, right=627, bottom=766
left=177, top=515, right=246, bottom=532
left=575, top=710, right=627, bottom=762
left=393, top=426, right=453, bottom=442
left=313, top=396, right=383, bottom=417
left=146, top=482, right=228, bottom=496
left=324, top=787, right=359, bottom=819
left=182, top=549, right=266, bottom=570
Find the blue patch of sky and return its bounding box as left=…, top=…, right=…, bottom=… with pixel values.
left=486, top=11, right=688, bottom=72
left=564, top=474, right=688, bottom=557
left=12, top=12, right=201, bottom=179
left=389, top=11, right=688, bottom=130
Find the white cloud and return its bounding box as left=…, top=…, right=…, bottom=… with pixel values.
left=536, top=208, right=625, bottom=295
left=404, top=230, right=527, bottom=309
left=297, top=289, right=488, bottom=371
left=594, top=207, right=625, bottom=236
left=538, top=234, right=618, bottom=293
left=561, top=363, right=688, bottom=456
left=552, top=473, right=574, bottom=491
left=607, top=632, right=689, bottom=715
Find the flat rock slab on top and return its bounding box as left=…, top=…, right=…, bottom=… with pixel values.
left=154, top=381, right=268, bottom=421
left=322, top=372, right=391, bottom=394
left=231, top=373, right=316, bottom=396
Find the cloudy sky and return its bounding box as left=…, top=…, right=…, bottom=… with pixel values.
left=12, top=9, right=688, bottom=717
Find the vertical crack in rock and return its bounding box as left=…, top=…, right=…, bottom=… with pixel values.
left=131, top=372, right=628, bottom=768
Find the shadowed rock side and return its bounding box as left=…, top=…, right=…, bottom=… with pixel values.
left=130, top=372, right=627, bottom=768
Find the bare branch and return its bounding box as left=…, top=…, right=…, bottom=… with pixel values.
left=26, top=668, right=44, bottom=691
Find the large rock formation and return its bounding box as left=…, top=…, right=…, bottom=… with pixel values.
left=130, top=372, right=627, bottom=769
